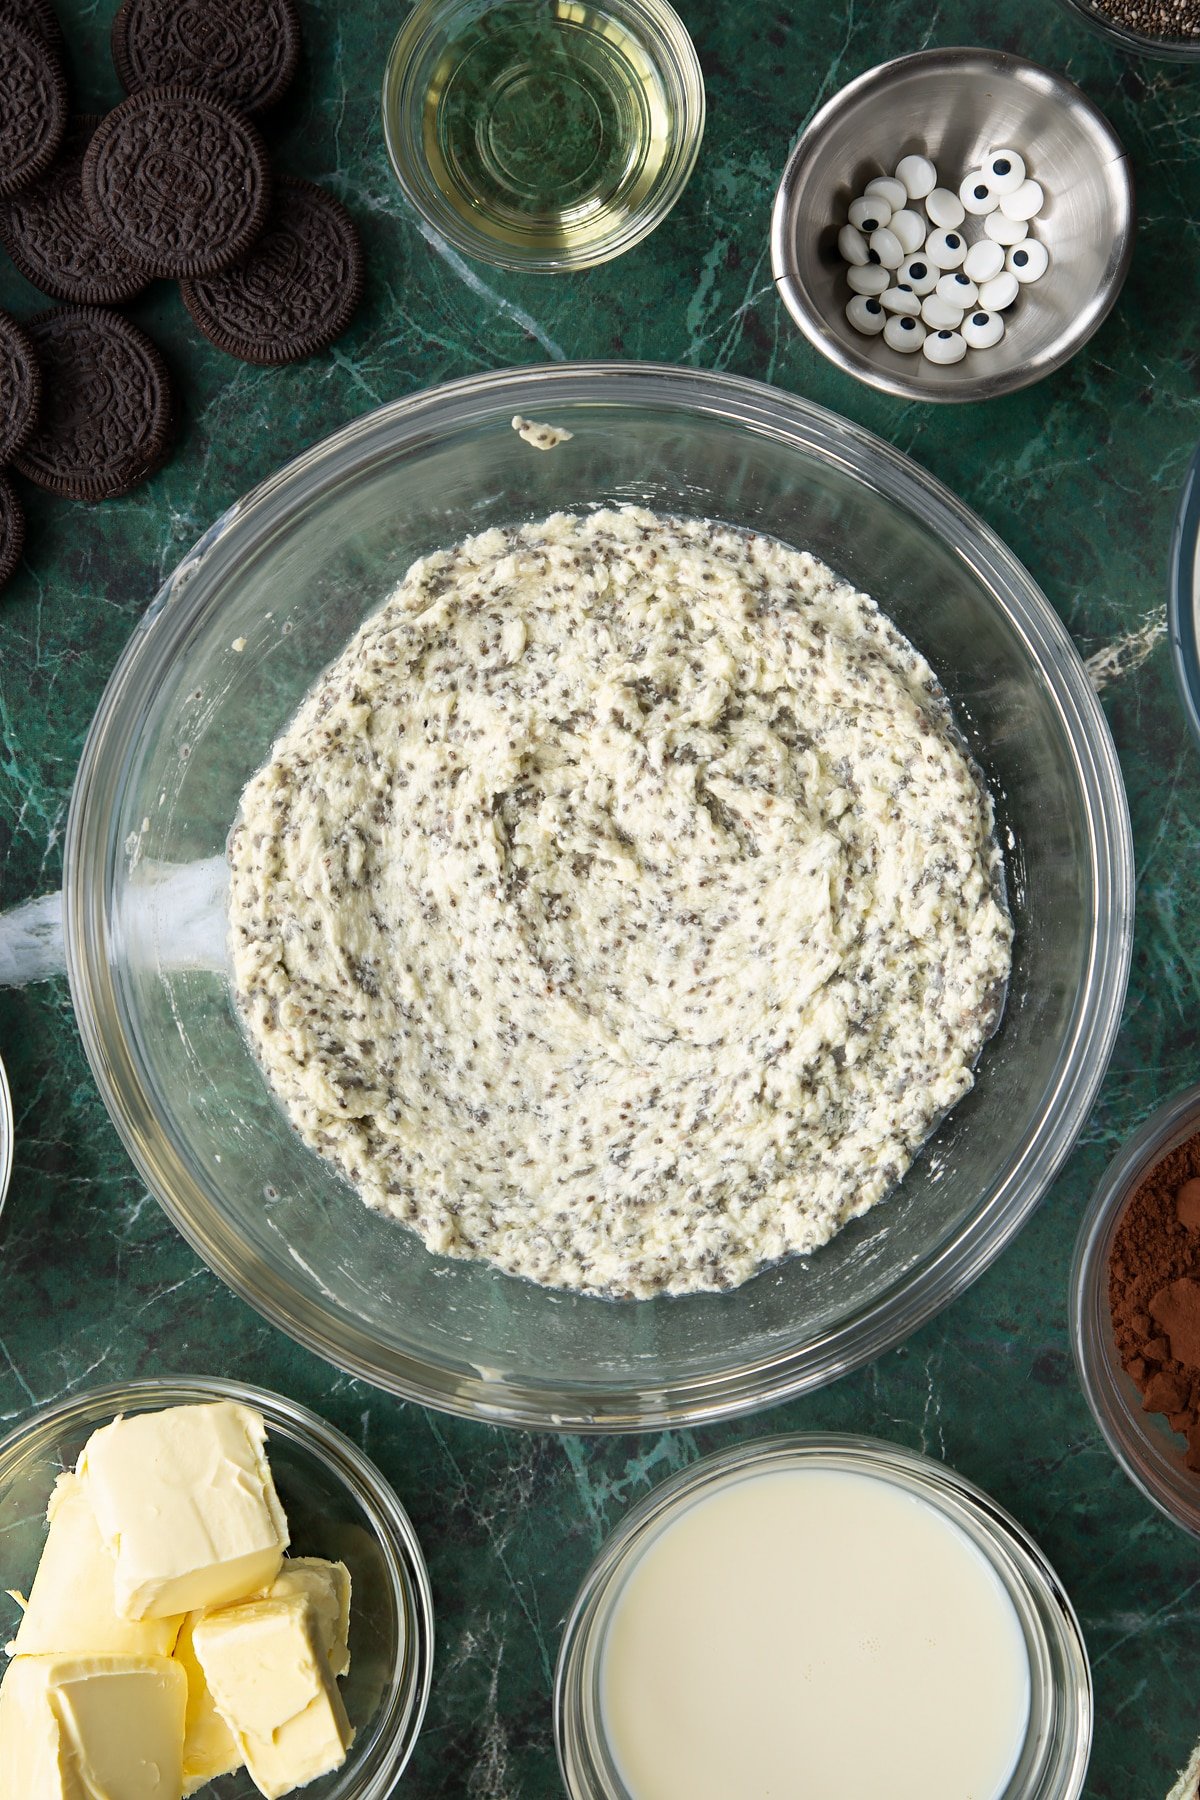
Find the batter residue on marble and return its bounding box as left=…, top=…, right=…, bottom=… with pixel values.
left=227, top=507, right=1012, bottom=1299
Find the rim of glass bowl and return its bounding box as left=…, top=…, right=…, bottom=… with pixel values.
left=1055, top=0, right=1200, bottom=62
left=1070, top=1081, right=1200, bottom=1537
left=381, top=0, right=705, bottom=272
left=1169, top=441, right=1200, bottom=754
left=554, top=1433, right=1093, bottom=1800
left=0, top=1375, right=435, bottom=1799
left=63, top=362, right=1134, bottom=1431
left=0, top=1054, right=11, bottom=1220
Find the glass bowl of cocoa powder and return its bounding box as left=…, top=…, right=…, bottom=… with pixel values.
left=1071, top=1081, right=1200, bottom=1536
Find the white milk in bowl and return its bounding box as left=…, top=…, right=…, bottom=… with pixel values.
left=598, top=1465, right=1031, bottom=1800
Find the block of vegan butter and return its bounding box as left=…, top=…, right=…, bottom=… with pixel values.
left=79, top=1401, right=289, bottom=1619
left=6, top=1472, right=183, bottom=1659
left=269, top=1558, right=352, bottom=1678
left=193, top=1592, right=354, bottom=1800
left=0, top=1651, right=186, bottom=1799
left=174, top=1612, right=244, bottom=1797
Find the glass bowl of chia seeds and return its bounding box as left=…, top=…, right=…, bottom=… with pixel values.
left=63, top=363, right=1133, bottom=1431
left=1056, top=0, right=1200, bottom=63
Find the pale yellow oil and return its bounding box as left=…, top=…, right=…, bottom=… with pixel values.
left=414, top=1, right=677, bottom=258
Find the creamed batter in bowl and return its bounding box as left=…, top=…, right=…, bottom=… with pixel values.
left=228, top=506, right=1012, bottom=1298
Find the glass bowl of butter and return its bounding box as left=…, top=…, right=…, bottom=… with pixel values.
left=0, top=1376, right=433, bottom=1800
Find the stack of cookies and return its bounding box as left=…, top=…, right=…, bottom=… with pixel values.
left=0, top=0, right=365, bottom=591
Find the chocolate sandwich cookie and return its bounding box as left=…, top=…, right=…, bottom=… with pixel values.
left=0, top=10, right=68, bottom=197
left=0, top=310, right=41, bottom=462
left=13, top=307, right=175, bottom=501
left=181, top=178, right=364, bottom=365
left=112, top=0, right=302, bottom=115
left=4, top=0, right=63, bottom=49
left=0, top=116, right=151, bottom=305
left=0, top=473, right=26, bottom=595
left=81, top=85, right=272, bottom=280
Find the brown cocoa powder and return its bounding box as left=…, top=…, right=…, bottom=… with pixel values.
left=1109, top=1127, right=1200, bottom=1470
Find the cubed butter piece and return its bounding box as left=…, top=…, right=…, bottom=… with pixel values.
left=7, top=1473, right=183, bottom=1659
left=0, top=1651, right=186, bottom=1799
left=268, top=1558, right=352, bottom=1678
left=174, top=1612, right=244, bottom=1797
left=193, top=1593, right=354, bottom=1800
left=79, top=1402, right=289, bottom=1619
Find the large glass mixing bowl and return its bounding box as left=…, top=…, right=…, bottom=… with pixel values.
left=64, top=365, right=1133, bottom=1431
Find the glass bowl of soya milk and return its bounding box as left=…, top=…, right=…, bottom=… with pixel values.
left=63, top=363, right=1132, bottom=1430
left=555, top=1435, right=1092, bottom=1800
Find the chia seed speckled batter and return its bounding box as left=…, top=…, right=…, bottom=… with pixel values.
left=228, top=507, right=1012, bottom=1298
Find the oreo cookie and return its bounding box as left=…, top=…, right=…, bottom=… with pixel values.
left=4, top=0, right=63, bottom=50
left=112, top=0, right=301, bottom=115
left=0, top=310, right=41, bottom=462
left=81, top=85, right=273, bottom=280
left=0, top=472, right=26, bottom=595
left=181, top=178, right=364, bottom=365
left=12, top=307, right=175, bottom=501
left=0, top=116, right=151, bottom=305
left=0, top=10, right=68, bottom=197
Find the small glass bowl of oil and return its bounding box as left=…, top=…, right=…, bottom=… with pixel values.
left=382, top=0, right=705, bottom=271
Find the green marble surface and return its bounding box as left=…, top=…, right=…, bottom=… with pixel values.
left=0, top=0, right=1198, bottom=1794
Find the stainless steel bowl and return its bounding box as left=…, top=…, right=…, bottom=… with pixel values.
left=64, top=364, right=1133, bottom=1431
left=771, top=48, right=1134, bottom=403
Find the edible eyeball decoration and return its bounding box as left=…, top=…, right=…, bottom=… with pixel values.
left=848, top=196, right=891, bottom=232
left=1007, top=239, right=1049, bottom=283
left=847, top=263, right=891, bottom=295
left=895, top=154, right=937, bottom=200
left=847, top=295, right=887, bottom=334
left=835, top=145, right=1050, bottom=369
left=883, top=314, right=926, bottom=352
left=896, top=254, right=937, bottom=295
left=925, top=228, right=967, bottom=270
left=984, top=211, right=1028, bottom=246
left=963, top=310, right=1005, bottom=349
left=926, top=187, right=965, bottom=229
left=959, top=174, right=998, bottom=217
left=963, top=238, right=1004, bottom=283
left=936, top=271, right=978, bottom=307
left=923, top=328, right=966, bottom=365
left=888, top=208, right=926, bottom=254
left=880, top=286, right=921, bottom=315
left=982, top=149, right=1025, bottom=194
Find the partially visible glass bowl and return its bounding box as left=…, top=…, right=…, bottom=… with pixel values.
left=1071, top=1082, right=1200, bottom=1538
left=1170, top=441, right=1200, bottom=753
left=0, top=1054, right=11, bottom=1221
left=381, top=0, right=705, bottom=271
left=0, top=1376, right=434, bottom=1800
left=555, top=1434, right=1092, bottom=1800
left=1056, top=0, right=1200, bottom=63
left=63, top=364, right=1134, bottom=1430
